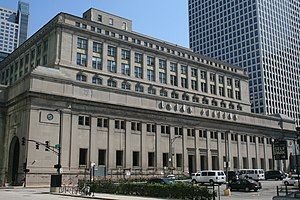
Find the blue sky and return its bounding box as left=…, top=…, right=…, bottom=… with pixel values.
left=1, top=0, right=189, bottom=47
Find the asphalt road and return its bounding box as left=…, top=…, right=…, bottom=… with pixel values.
left=0, top=180, right=295, bottom=200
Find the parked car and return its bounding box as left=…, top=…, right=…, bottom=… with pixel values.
left=238, top=169, right=265, bottom=180
left=147, top=178, right=174, bottom=185
left=226, top=171, right=239, bottom=182
left=265, top=170, right=286, bottom=180
left=228, top=179, right=262, bottom=192
left=191, top=170, right=226, bottom=185
left=282, top=175, right=300, bottom=186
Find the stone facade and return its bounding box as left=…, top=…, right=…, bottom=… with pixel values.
left=0, top=8, right=296, bottom=186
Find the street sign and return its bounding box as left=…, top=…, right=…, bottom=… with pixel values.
left=274, top=140, right=288, bottom=160
left=54, top=144, right=60, bottom=149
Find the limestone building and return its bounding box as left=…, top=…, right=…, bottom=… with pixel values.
left=0, top=8, right=296, bottom=186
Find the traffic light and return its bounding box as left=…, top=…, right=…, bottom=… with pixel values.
left=45, top=141, right=49, bottom=151
left=21, top=137, right=26, bottom=146
left=35, top=142, right=39, bottom=150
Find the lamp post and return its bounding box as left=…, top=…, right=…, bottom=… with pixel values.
left=169, top=135, right=182, bottom=174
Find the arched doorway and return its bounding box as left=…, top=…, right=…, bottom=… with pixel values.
left=8, top=136, right=20, bottom=185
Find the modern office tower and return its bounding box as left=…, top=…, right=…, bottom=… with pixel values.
left=0, top=8, right=296, bottom=186
left=0, top=1, right=29, bottom=62
left=188, top=0, right=300, bottom=126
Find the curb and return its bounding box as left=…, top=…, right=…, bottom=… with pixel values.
left=51, top=192, right=119, bottom=200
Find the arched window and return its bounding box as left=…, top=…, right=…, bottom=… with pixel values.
left=202, top=98, right=209, bottom=104
left=192, top=95, right=199, bottom=103
left=212, top=100, right=218, bottom=106
left=148, top=86, right=156, bottom=95
left=220, top=102, right=226, bottom=108
left=107, top=79, right=117, bottom=87
left=92, top=76, right=102, bottom=85
left=121, top=81, right=131, bottom=90
left=182, top=93, right=189, bottom=101
left=76, top=73, right=87, bottom=82
left=135, top=84, right=144, bottom=92
left=160, top=89, right=168, bottom=97
left=171, top=91, right=179, bottom=99
left=229, top=104, right=235, bottom=109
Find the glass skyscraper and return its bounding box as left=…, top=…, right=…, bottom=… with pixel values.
left=188, top=0, right=300, bottom=126
left=0, top=1, right=29, bottom=62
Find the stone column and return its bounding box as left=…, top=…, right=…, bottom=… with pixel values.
left=206, top=130, right=212, bottom=170
left=141, top=123, right=147, bottom=170
left=155, top=124, right=161, bottom=170
left=116, top=47, right=122, bottom=74
left=195, top=129, right=200, bottom=171
left=237, top=134, right=242, bottom=169
left=255, top=136, right=259, bottom=168
left=154, top=57, right=159, bottom=83
left=102, top=43, right=108, bottom=72
left=125, top=121, right=131, bottom=168
left=166, top=60, right=171, bottom=85
left=107, top=119, right=115, bottom=169
left=227, top=132, right=232, bottom=170
left=217, top=131, right=222, bottom=169
left=182, top=128, right=189, bottom=173
left=246, top=135, right=251, bottom=168
left=177, top=63, right=181, bottom=88
left=130, top=50, right=135, bottom=77
left=142, top=54, right=147, bottom=80
left=86, top=39, right=93, bottom=68
left=263, top=137, right=268, bottom=170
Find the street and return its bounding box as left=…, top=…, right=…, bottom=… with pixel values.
left=0, top=180, right=294, bottom=200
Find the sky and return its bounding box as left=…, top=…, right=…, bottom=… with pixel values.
left=0, top=0, right=189, bottom=47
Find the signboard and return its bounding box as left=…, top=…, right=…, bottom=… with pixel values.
left=273, top=140, right=288, bottom=160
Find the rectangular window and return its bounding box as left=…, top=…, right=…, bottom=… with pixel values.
left=162, top=153, right=169, bottom=167
left=77, top=38, right=87, bottom=49
left=219, top=75, right=224, bottom=84
left=97, top=118, right=108, bottom=128
left=76, top=53, right=87, bottom=66
left=92, top=57, right=102, bottom=70
left=78, top=116, right=90, bottom=126
left=134, top=66, right=142, bottom=78
left=121, top=63, right=130, bottom=75
left=98, top=149, right=106, bottom=165
left=107, top=45, right=116, bottom=57
left=115, top=120, right=125, bottom=130
left=132, top=151, right=140, bottom=167
left=170, top=63, right=177, bottom=72
left=116, top=150, right=123, bottom=166
left=121, top=49, right=130, bottom=60
left=93, top=42, right=102, bottom=53
left=181, top=77, right=187, bottom=88
left=107, top=60, right=116, bottom=73
left=79, top=148, right=88, bottom=166
left=191, top=68, right=197, bottom=77
left=176, top=154, right=182, bottom=167
left=147, top=56, right=154, bottom=66
left=159, top=59, right=166, bottom=69
left=200, top=71, right=207, bottom=79
left=148, top=152, right=155, bottom=167
left=147, top=69, right=155, bottom=81
left=181, top=65, right=187, bottom=74
left=191, top=80, right=198, bottom=90
left=159, top=72, right=166, bottom=84
left=135, top=53, right=143, bottom=63
left=170, top=75, right=178, bottom=86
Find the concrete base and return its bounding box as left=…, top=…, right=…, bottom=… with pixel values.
left=50, top=187, right=59, bottom=193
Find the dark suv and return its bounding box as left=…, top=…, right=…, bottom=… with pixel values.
left=265, top=170, right=286, bottom=180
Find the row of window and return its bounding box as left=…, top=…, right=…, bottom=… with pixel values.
left=78, top=116, right=272, bottom=144
left=75, top=74, right=243, bottom=110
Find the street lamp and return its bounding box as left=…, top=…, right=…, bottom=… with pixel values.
left=169, top=135, right=182, bottom=174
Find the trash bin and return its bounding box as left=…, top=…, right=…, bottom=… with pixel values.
left=50, top=174, right=62, bottom=193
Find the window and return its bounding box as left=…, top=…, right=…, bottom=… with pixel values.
left=220, top=102, right=226, bottom=108
left=210, top=85, right=216, bottom=94
left=181, top=65, right=187, bottom=74
left=76, top=53, right=87, bottom=66
left=107, top=60, right=116, bottom=73
left=181, top=77, right=187, bottom=88
left=93, top=42, right=102, bottom=53
left=148, top=152, right=155, bottom=167
left=202, top=98, right=209, bottom=104
left=227, top=78, right=232, bottom=86
left=147, top=56, right=154, bottom=66
left=121, top=81, right=131, bottom=90
left=182, top=93, right=189, bottom=101
left=219, top=87, right=225, bottom=96
left=147, top=69, right=155, bottom=81
left=159, top=72, right=166, bottom=84
left=135, top=84, right=144, bottom=92
left=171, top=91, right=179, bottom=99
left=170, top=75, right=178, bottom=86
left=201, top=82, right=207, bottom=92
left=170, top=63, right=177, bottom=72
left=134, top=66, right=142, bottom=78
left=219, top=75, right=224, bottom=84
left=228, top=89, right=233, bottom=98
left=235, top=91, right=241, bottom=100
left=116, top=150, right=123, bottom=166
left=107, top=46, right=116, bottom=57
left=109, top=18, right=114, bottom=25
left=121, top=49, right=130, bottom=60
left=76, top=74, right=87, bottom=82
left=97, top=15, right=102, bottom=22
left=212, top=100, right=218, bottom=106
left=135, top=53, right=143, bottom=63
left=115, top=120, right=125, bottom=129
left=147, top=124, right=156, bottom=133
left=176, top=154, right=182, bottom=167
left=92, top=76, right=102, bottom=85
left=162, top=153, right=169, bottom=167
left=98, top=149, right=106, bottom=165
left=161, top=125, right=170, bottom=134
left=160, top=89, right=168, bottom=97
left=97, top=118, right=108, bottom=128
left=159, top=59, right=166, bottom=69
left=121, top=63, right=130, bottom=75
left=235, top=80, right=240, bottom=88
left=192, top=96, right=199, bottom=103
left=78, top=115, right=90, bottom=126
left=107, top=79, right=117, bottom=87
left=148, top=87, right=156, bottom=95
left=132, top=151, right=140, bottom=167
left=200, top=71, right=207, bottom=79
left=191, top=68, right=197, bottom=77
left=77, top=38, right=87, bottom=49
left=122, top=22, right=127, bottom=30
left=210, top=73, right=216, bottom=81
left=92, top=57, right=102, bottom=69
left=131, top=122, right=141, bottom=131
left=191, top=80, right=198, bottom=90
left=79, top=148, right=88, bottom=166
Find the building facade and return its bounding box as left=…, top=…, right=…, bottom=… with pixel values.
left=0, top=8, right=296, bottom=186
left=188, top=0, right=300, bottom=126
left=0, top=1, right=29, bottom=62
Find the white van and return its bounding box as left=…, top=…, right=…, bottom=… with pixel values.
left=191, top=170, right=226, bottom=185
left=238, top=169, right=265, bottom=180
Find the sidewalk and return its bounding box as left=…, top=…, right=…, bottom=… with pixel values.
left=52, top=192, right=165, bottom=200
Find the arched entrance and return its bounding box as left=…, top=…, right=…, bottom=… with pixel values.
left=8, top=136, right=20, bottom=185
